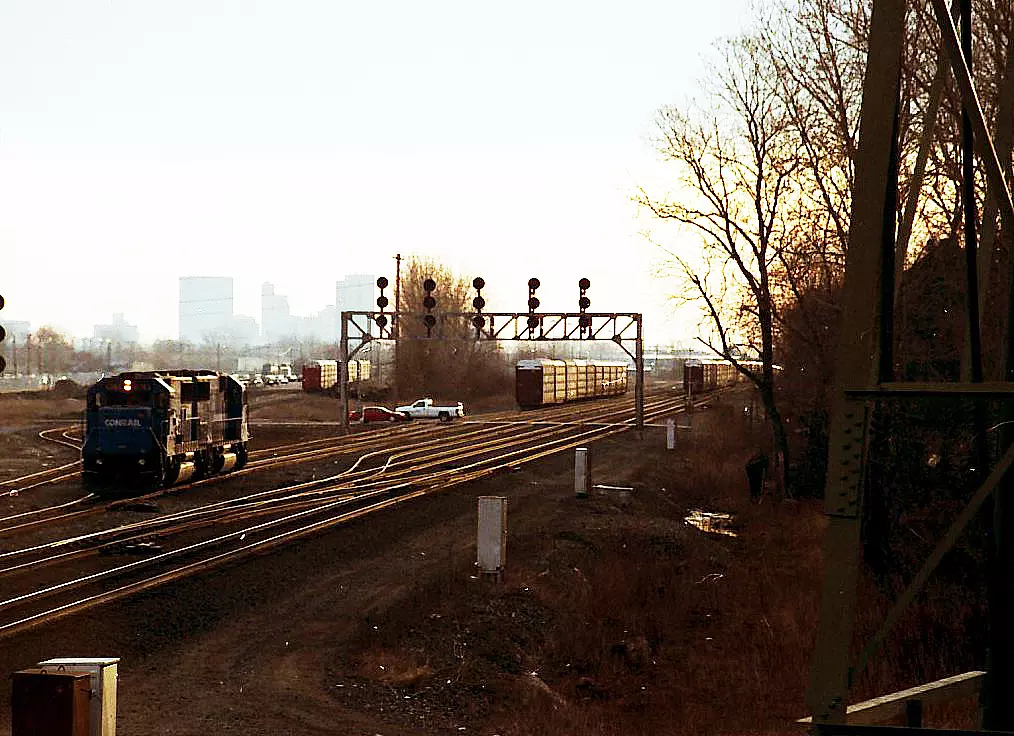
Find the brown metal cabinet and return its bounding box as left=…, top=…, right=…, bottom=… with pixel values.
left=11, top=669, right=91, bottom=736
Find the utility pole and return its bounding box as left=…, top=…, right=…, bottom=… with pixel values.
left=340, top=312, right=350, bottom=435
left=393, top=253, right=402, bottom=400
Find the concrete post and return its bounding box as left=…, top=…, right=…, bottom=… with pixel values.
left=575, top=447, right=590, bottom=498
left=477, top=496, right=507, bottom=576
left=666, top=416, right=676, bottom=450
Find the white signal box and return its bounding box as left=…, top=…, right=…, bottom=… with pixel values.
left=575, top=447, right=591, bottom=497
left=37, top=657, right=120, bottom=736
left=477, top=496, right=508, bottom=575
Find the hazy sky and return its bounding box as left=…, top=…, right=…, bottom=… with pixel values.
left=0, top=1, right=750, bottom=344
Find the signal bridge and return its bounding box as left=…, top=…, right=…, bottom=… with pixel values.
left=337, top=276, right=644, bottom=435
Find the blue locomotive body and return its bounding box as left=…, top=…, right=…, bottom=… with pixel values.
left=83, top=370, right=249, bottom=494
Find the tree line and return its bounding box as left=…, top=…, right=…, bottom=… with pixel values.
left=639, top=0, right=1014, bottom=501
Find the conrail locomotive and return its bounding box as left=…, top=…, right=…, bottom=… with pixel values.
left=516, top=359, right=628, bottom=408
left=82, top=370, right=250, bottom=493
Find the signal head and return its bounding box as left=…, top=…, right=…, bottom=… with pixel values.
left=579, top=314, right=592, bottom=328
left=376, top=295, right=389, bottom=309
left=527, top=315, right=540, bottom=329
left=423, top=314, right=437, bottom=329
left=472, top=277, right=485, bottom=290
left=578, top=296, right=591, bottom=310
left=375, top=314, right=388, bottom=328
left=0, top=294, right=5, bottom=310
left=423, top=295, right=437, bottom=310
left=376, top=276, right=389, bottom=290
left=528, top=277, right=540, bottom=290
left=578, top=277, right=591, bottom=290
left=0, top=325, right=5, bottom=342
left=471, top=315, right=486, bottom=330
left=423, top=278, right=436, bottom=293
left=528, top=296, right=540, bottom=311
left=472, top=295, right=485, bottom=311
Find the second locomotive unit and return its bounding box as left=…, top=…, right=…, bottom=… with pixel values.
left=82, top=370, right=249, bottom=493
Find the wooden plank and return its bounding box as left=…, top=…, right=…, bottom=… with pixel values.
left=846, top=382, right=1014, bottom=397
left=799, top=671, right=985, bottom=725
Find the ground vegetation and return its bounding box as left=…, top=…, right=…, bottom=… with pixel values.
left=393, top=256, right=511, bottom=401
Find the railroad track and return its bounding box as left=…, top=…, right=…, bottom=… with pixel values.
left=0, top=389, right=721, bottom=638
left=0, top=386, right=675, bottom=509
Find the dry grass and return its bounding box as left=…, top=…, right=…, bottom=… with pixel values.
left=335, top=394, right=829, bottom=734
left=334, top=390, right=982, bottom=733
left=0, top=396, right=84, bottom=423
left=248, top=392, right=344, bottom=422
left=494, top=408, right=826, bottom=735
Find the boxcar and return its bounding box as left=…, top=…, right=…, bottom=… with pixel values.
left=82, top=370, right=249, bottom=493
left=516, top=359, right=628, bottom=409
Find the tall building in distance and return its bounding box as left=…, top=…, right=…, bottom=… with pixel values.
left=179, top=277, right=234, bottom=343
left=261, top=282, right=294, bottom=342
left=93, top=313, right=140, bottom=344
left=261, top=282, right=338, bottom=342
left=336, top=274, right=376, bottom=342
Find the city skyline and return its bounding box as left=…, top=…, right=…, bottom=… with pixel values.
left=0, top=2, right=751, bottom=350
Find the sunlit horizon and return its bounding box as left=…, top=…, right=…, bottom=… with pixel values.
left=1, top=0, right=752, bottom=346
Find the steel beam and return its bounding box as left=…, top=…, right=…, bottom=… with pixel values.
left=635, top=314, right=644, bottom=434
left=930, top=0, right=1014, bottom=234
left=807, top=0, right=907, bottom=723
left=337, top=310, right=646, bottom=433
left=339, top=312, right=350, bottom=436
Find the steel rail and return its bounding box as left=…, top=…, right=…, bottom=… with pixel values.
left=0, top=390, right=703, bottom=637
left=0, top=398, right=660, bottom=557
left=0, top=391, right=672, bottom=531
left=0, top=393, right=695, bottom=577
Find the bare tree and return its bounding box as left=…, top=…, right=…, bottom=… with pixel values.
left=638, top=34, right=798, bottom=493
left=395, top=257, right=508, bottom=401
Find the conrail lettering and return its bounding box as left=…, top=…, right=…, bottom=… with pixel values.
left=104, top=418, right=142, bottom=428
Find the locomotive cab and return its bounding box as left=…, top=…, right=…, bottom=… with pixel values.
left=83, top=375, right=172, bottom=490
left=83, top=371, right=249, bottom=495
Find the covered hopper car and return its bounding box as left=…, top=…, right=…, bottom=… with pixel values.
left=82, top=370, right=249, bottom=494
left=516, top=359, right=628, bottom=409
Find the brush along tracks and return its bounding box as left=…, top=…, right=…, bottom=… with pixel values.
left=0, top=391, right=710, bottom=638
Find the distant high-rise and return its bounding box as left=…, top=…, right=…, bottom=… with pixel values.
left=261, top=283, right=294, bottom=341
left=94, top=313, right=140, bottom=344
left=179, top=277, right=234, bottom=343
left=336, top=274, right=375, bottom=341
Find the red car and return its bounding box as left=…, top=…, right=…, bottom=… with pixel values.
left=348, top=406, right=410, bottom=424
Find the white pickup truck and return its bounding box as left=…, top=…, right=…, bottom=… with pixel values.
left=395, top=398, right=465, bottom=422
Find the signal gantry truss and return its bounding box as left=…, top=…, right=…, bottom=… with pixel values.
left=337, top=309, right=645, bottom=436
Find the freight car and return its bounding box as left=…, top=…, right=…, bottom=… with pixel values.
left=301, top=359, right=371, bottom=393
left=516, top=359, right=628, bottom=409
left=82, top=370, right=249, bottom=494
left=683, top=358, right=745, bottom=394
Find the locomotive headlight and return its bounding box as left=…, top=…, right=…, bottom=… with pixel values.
left=123, top=379, right=132, bottom=392
left=138, top=458, right=146, bottom=466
